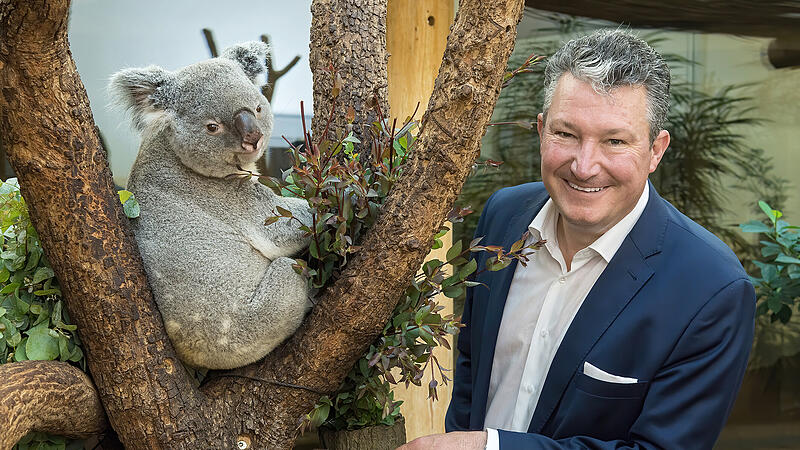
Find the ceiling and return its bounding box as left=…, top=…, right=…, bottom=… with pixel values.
left=525, top=0, right=800, bottom=38
left=525, top=0, right=800, bottom=67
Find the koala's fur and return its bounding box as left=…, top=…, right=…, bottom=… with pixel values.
left=110, top=42, right=312, bottom=370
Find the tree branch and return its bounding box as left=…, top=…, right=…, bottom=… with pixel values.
left=0, top=1, right=206, bottom=447
left=0, top=361, right=107, bottom=447
left=260, top=34, right=301, bottom=103
left=0, top=0, right=526, bottom=448
left=202, top=28, right=219, bottom=57
left=204, top=0, right=527, bottom=446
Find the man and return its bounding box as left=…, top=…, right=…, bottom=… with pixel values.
left=400, top=30, right=755, bottom=449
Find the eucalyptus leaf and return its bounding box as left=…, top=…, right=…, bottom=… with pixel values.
left=32, top=267, right=55, bottom=285
left=25, top=322, right=59, bottom=360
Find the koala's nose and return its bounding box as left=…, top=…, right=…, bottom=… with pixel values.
left=233, top=109, right=263, bottom=147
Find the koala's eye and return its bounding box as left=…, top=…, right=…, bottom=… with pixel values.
left=256, top=105, right=262, bottom=114
left=206, top=123, right=220, bottom=133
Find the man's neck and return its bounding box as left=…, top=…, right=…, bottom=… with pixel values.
left=556, top=216, right=604, bottom=271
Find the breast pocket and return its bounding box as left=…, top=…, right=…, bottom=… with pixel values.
left=548, top=373, right=650, bottom=440
left=575, top=371, right=649, bottom=398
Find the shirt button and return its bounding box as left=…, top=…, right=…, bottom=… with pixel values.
left=524, top=384, right=534, bottom=393
left=540, top=329, right=549, bottom=338
left=558, top=276, right=566, bottom=284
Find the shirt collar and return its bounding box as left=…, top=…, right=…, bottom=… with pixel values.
left=528, top=182, right=650, bottom=263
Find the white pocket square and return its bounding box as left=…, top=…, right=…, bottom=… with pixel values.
left=583, top=362, right=638, bottom=384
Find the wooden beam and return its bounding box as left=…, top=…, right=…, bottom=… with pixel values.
left=526, top=0, right=800, bottom=39
left=387, top=0, right=456, bottom=441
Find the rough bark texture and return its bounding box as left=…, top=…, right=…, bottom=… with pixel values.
left=0, top=0, right=525, bottom=448
left=309, top=0, right=390, bottom=150
left=0, top=361, right=106, bottom=447
left=0, top=0, right=207, bottom=447
left=319, top=417, right=406, bottom=450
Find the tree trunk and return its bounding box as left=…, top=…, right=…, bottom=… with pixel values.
left=309, top=0, right=390, bottom=150
left=0, top=0, right=526, bottom=448
left=319, top=416, right=406, bottom=450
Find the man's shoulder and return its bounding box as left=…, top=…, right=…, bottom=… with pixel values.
left=655, top=196, right=748, bottom=281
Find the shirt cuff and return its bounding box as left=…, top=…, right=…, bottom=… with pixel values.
left=485, top=428, right=499, bottom=450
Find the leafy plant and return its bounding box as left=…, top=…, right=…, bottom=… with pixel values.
left=253, top=91, right=539, bottom=432
left=0, top=178, right=86, bottom=450
left=740, top=202, right=800, bottom=324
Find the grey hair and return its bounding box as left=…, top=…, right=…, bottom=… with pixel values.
left=542, top=29, right=671, bottom=143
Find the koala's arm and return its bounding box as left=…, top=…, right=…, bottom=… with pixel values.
left=241, top=181, right=313, bottom=260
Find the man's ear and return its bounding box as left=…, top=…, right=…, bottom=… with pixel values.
left=537, top=113, right=545, bottom=139
left=220, top=41, right=269, bottom=84
left=649, top=129, right=670, bottom=173
left=109, top=66, right=174, bottom=131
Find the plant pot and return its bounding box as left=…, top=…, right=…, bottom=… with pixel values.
left=318, top=416, right=406, bottom=450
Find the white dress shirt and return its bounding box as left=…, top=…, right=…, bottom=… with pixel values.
left=483, top=183, right=649, bottom=449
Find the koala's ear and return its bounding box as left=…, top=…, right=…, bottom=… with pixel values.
left=220, top=41, right=270, bottom=83
left=108, top=66, right=175, bottom=131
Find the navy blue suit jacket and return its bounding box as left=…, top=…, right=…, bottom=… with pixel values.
left=445, top=182, right=755, bottom=449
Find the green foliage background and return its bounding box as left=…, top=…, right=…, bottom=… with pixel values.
left=0, top=179, right=85, bottom=450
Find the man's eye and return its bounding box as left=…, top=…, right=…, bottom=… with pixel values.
left=609, top=138, right=625, bottom=145
left=554, top=131, right=574, bottom=138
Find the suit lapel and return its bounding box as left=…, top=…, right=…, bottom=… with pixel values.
left=528, top=182, right=667, bottom=433
left=471, top=188, right=549, bottom=428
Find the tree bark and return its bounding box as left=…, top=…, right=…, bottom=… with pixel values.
left=0, top=360, right=107, bottom=447
left=0, top=0, right=525, bottom=448
left=309, top=0, right=390, bottom=150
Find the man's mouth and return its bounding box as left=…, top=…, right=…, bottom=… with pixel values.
left=567, top=180, right=605, bottom=193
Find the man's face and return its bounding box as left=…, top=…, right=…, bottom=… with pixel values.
left=537, top=73, right=670, bottom=239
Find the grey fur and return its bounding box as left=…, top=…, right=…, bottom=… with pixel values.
left=543, top=29, right=671, bottom=143
left=110, top=42, right=312, bottom=370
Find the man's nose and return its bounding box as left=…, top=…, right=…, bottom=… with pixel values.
left=233, top=109, right=263, bottom=145
left=570, top=141, right=602, bottom=180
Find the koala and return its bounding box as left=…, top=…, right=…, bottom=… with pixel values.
left=110, top=42, right=313, bottom=370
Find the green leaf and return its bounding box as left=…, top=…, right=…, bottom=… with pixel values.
left=68, top=345, right=83, bottom=362
left=0, top=267, right=9, bottom=283
left=33, top=289, right=61, bottom=297
left=0, top=282, right=19, bottom=294
left=443, top=284, right=465, bottom=298
left=767, top=295, right=782, bottom=313
left=24, top=248, right=41, bottom=272
left=33, top=267, right=55, bottom=285
left=275, top=205, right=293, bottom=218
left=759, top=201, right=782, bottom=223
left=458, top=259, right=477, bottom=279
left=58, top=335, right=70, bottom=361
left=123, top=197, right=141, bottom=219
left=25, top=322, right=59, bottom=360
left=14, top=338, right=28, bottom=361
left=446, top=240, right=463, bottom=263
left=775, top=254, right=800, bottom=264
left=739, top=220, right=771, bottom=234
left=118, top=189, right=133, bottom=204
left=309, top=402, right=331, bottom=428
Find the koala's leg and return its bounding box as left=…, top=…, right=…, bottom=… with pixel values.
left=240, top=256, right=311, bottom=360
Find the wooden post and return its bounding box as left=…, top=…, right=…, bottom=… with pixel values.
left=387, top=0, right=456, bottom=441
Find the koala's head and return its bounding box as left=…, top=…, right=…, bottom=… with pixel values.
left=110, top=42, right=273, bottom=178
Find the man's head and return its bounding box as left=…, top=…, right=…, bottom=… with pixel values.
left=536, top=30, right=671, bottom=242
left=542, top=29, right=670, bottom=144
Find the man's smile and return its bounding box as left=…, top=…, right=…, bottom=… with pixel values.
left=566, top=180, right=607, bottom=193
